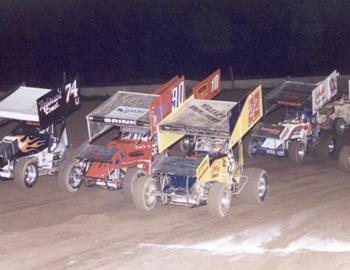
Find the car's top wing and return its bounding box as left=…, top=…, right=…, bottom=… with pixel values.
left=0, top=86, right=51, bottom=122
left=157, top=97, right=236, bottom=152
left=266, top=70, right=338, bottom=115
left=266, top=81, right=317, bottom=109
left=86, top=91, right=158, bottom=142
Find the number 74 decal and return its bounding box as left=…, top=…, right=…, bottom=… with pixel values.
left=65, top=79, right=79, bottom=105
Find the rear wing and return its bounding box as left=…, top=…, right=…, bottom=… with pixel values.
left=228, top=84, right=263, bottom=148
left=193, top=69, right=222, bottom=100
left=265, top=70, right=338, bottom=115
left=149, top=76, right=185, bottom=136
left=312, top=70, right=338, bottom=114
left=37, top=75, right=80, bottom=128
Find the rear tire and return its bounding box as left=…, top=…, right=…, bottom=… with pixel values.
left=207, top=182, right=232, bottom=218
left=289, top=140, right=306, bottom=164
left=238, top=168, right=268, bottom=204
left=14, top=158, right=38, bottom=188
left=333, top=118, right=346, bottom=136
left=133, top=175, right=158, bottom=211
left=339, top=145, right=350, bottom=172
left=123, top=167, right=142, bottom=201
left=58, top=158, right=83, bottom=193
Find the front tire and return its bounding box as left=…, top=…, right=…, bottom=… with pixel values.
left=133, top=175, right=158, bottom=211
left=58, top=156, right=83, bottom=193
left=238, top=168, right=268, bottom=204
left=289, top=140, right=306, bottom=164
left=339, top=145, right=350, bottom=172
left=14, top=158, right=38, bottom=188
left=207, top=182, right=232, bottom=217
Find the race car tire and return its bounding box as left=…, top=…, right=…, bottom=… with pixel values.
left=179, top=136, right=196, bottom=154
left=315, top=132, right=338, bottom=159
left=244, top=135, right=259, bottom=159
left=123, top=167, right=142, bottom=201
left=14, top=158, right=38, bottom=188
left=289, top=141, right=306, bottom=164
left=237, top=168, right=268, bottom=204
left=167, top=136, right=195, bottom=156
left=58, top=151, right=82, bottom=193
left=207, top=182, right=232, bottom=218
left=333, top=118, right=346, bottom=136
left=339, top=145, right=350, bottom=172
left=133, top=175, right=158, bottom=211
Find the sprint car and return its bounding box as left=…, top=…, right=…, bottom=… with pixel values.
left=0, top=75, right=80, bottom=188
left=131, top=73, right=268, bottom=217
left=58, top=75, right=186, bottom=199
left=318, top=71, right=350, bottom=135
left=245, top=71, right=339, bottom=164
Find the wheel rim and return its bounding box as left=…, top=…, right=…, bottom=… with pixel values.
left=249, top=139, right=258, bottom=156
left=69, top=166, right=82, bottom=188
left=144, top=180, right=157, bottom=207
left=24, top=164, right=37, bottom=185
left=257, top=173, right=268, bottom=200
left=297, top=143, right=305, bottom=160
left=337, top=121, right=346, bottom=134
left=181, top=136, right=194, bottom=153
left=328, top=139, right=335, bottom=155
left=220, top=186, right=232, bottom=214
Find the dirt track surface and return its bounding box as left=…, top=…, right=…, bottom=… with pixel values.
left=1, top=98, right=350, bottom=270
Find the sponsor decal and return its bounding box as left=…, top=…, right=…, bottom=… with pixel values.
left=103, top=118, right=137, bottom=125
left=108, top=106, right=148, bottom=120
left=189, top=105, right=221, bottom=122
left=201, top=103, right=226, bottom=119
left=38, top=92, right=62, bottom=115
left=248, top=90, right=262, bottom=126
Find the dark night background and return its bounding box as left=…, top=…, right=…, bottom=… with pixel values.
left=1, top=0, right=350, bottom=88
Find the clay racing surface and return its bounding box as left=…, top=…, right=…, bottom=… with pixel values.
left=0, top=92, right=350, bottom=270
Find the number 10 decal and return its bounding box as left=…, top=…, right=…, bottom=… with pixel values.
left=171, top=77, right=185, bottom=110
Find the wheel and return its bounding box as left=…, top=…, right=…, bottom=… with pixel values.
left=244, top=135, right=259, bottom=159
left=207, top=182, right=232, bottom=217
left=179, top=136, right=195, bottom=154
left=333, top=118, right=346, bottom=136
left=123, top=167, right=142, bottom=201
left=58, top=150, right=83, bottom=193
left=315, top=132, right=338, bottom=159
left=14, top=158, right=38, bottom=188
left=167, top=136, right=195, bottom=156
left=339, top=145, right=350, bottom=172
left=288, top=140, right=306, bottom=164
left=238, top=168, right=268, bottom=204
left=133, top=175, right=158, bottom=211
